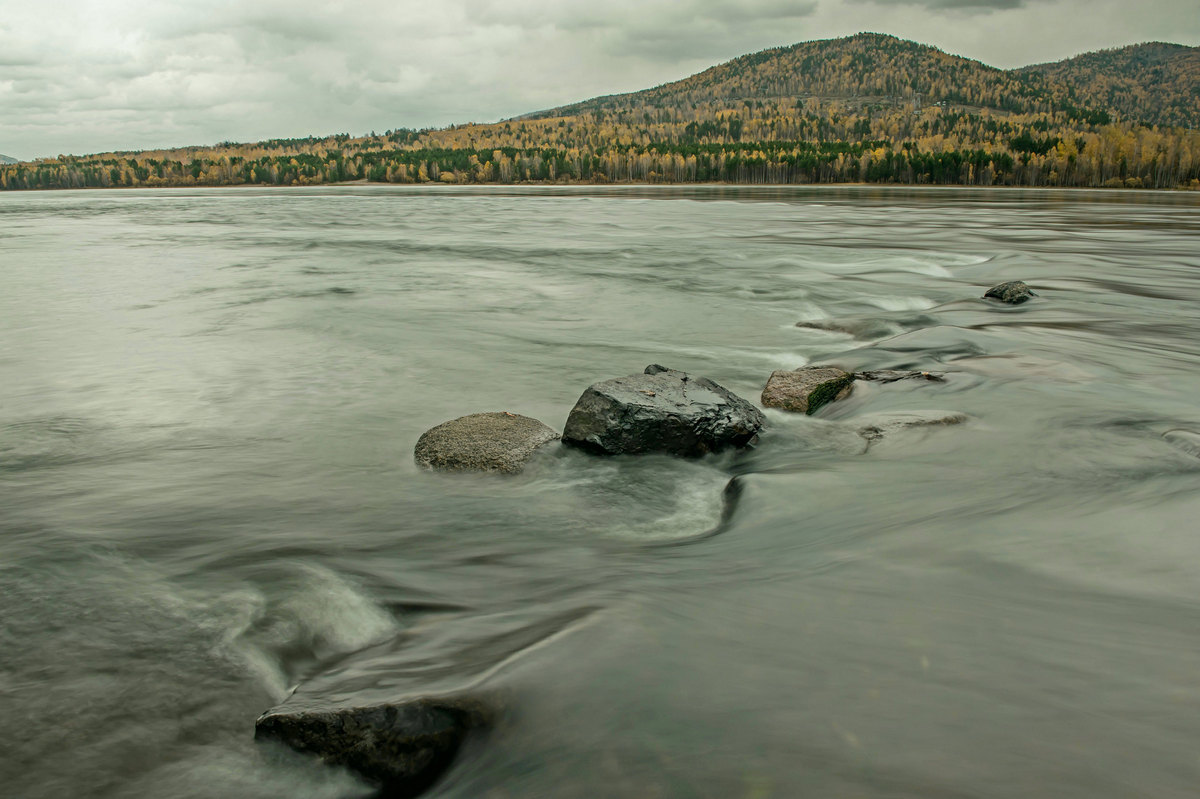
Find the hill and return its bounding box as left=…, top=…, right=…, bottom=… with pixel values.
left=524, top=33, right=1103, bottom=123
left=0, top=154, right=18, bottom=165
left=1020, top=42, right=1200, bottom=130
left=3, top=34, right=1198, bottom=191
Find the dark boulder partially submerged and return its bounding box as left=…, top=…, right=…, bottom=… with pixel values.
left=761, top=366, right=854, bottom=415
left=983, top=281, right=1037, bottom=304
left=256, top=697, right=489, bottom=798
left=414, top=412, right=558, bottom=474
left=562, top=365, right=764, bottom=456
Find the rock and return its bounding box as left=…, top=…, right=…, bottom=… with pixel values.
left=854, top=410, right=969, bottom=444
left=256, top=696, right=490, bottom=798
left=414, top=413, right=558, bottom=474
left=562, top=366, right=765, bottom=456
left=983, top=281, right=1036, bottom=304
left=760, top=367, right=855, bottom=415
left=1164, top=429, right=1200, bottom=460
left=854, top=369, right=945, bottom=383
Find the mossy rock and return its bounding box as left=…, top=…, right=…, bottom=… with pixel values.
left=761, top=367, right=854, bottom=415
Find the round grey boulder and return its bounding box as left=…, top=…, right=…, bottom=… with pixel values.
left=415, top=412, right=559, bottom=474
left=983, top=281, right=1036, bottom=304
left=562, top=365, right=765, bottom=457
left=761, top=366, right=854, bottom=415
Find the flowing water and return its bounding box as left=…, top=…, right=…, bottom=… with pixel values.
left=2, top=185, right=1199, bottom=798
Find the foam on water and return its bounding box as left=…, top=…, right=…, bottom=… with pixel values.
left=861, top=295, right=938, bottom=311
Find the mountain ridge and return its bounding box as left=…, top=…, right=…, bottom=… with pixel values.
left=1019, top=41, right=1200, bottom=129
left=520, top=33, right=1196, bottom=129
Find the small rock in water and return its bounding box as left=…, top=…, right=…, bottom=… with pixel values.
left=414, top=412, right=559, bottom=474
left=562, top=365, right=765, bottom=457
left=761, top=366, right=854, bottom=415
left=256, top=696, right=490, bottom=798
left=983, top=281, right=1037, bottom=304
left=855, top=410, right=969, bottom=444
left=855, top=369, right=946, bottom=383
left=1163, top=429, right=1200, bottom=460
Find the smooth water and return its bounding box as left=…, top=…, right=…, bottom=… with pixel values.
left=2, top=185, right=1199, bottom=798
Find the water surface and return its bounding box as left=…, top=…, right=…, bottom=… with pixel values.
left=2, top=185, right=1199, bottom=798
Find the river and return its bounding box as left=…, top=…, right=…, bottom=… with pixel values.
left=2, top=185, right=1199, bottom=798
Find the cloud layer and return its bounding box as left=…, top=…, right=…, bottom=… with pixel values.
left=0, top=0, right=1196, bottom=159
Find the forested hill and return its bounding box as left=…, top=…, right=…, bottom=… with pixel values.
left=3, top=33, right=1199, bottom=191
left=524, top=33, right=1104, bottom=123
left=1020, top=42, right=1200, bottom=129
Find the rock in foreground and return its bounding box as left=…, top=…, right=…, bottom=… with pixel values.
left=983, top=281, right=1037, bottom=304
left=562, top=365, right=765, bottom=456
left=415, top=413, right=558, bottom=474
left=761, top=367, right=854, bottom=415
left=256, top=696, right=489, bottom=798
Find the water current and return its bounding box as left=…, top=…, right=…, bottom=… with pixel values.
left=2, top=185, right=1199, bottom=798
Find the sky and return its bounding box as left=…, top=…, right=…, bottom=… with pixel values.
left=0, top=0, right=1196, bottom=160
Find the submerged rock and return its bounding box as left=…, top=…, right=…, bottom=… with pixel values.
left=854, top=410, right=969, bottom=444
left=795, top=313, right=938, bottom=341
left=760, top=366, right=854, bottom=415
left=854, top=369, right=945, bottom=384
left=1163, top=429, right=1200, bottom=460
left=256, top=696, right=491, bottom=798
left=562, top=365, right=764, bottom=457
left=414, top=412, right=558, bottom=474
left=983, top=281, right=1037, bottom=304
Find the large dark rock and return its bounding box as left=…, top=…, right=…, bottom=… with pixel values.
left=761, top=366, right=854, bottom=415
left=983, top=281, right=1037, bottom=304
left=414, top=412, right=558, bottom=474
left=562, top=365, right=764, bottom=456
left=256, top=696, right=489, bottom=798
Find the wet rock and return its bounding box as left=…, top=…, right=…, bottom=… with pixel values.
left=256, top=696, right=491, bottom=798
left=562, top=366, right=764, bottom=456
left=983, top=281, right=1036, bottom=304
left=1163, top=429, right=1200, bottom=460
left=414, top=413, right=559, bottom=474
left=854, top=369, right=945, bottom=384
left=760, top=367, right=854, bottom=415
left=854, top=410, right=969, bottom=444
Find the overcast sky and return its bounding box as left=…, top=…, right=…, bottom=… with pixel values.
left=1, top=0, right=1196, bottom=160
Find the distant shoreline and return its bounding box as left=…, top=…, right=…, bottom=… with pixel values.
left=1, top=180, right=1196, bottom=194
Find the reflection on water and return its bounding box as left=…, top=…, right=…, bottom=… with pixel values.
left=1, top=186, right=1199, bottom=798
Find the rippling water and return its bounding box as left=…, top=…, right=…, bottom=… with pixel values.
left=2, top=185, right=1200, bottom=798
